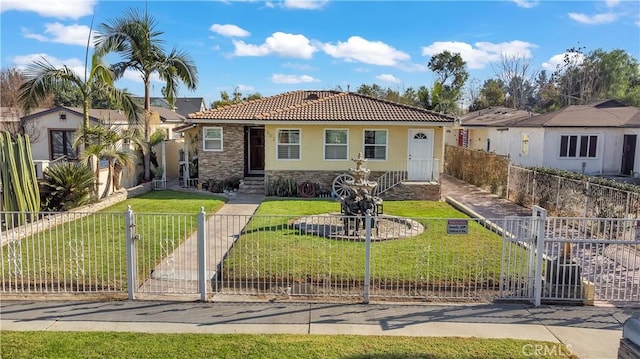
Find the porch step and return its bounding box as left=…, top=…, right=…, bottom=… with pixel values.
left=238, top=177, right=265, bottom=194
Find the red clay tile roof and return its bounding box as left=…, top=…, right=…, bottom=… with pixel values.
left=187, top=90, right=455, bottom=123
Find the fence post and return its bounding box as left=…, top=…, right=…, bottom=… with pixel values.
left=197, top=207, right=207, bottom=302
left=506, top=163, right=511, bottom=200
left=363, top=213, right=372, bottom=304
left=533, top=206, right=546, bottom=307
left=625, top=192, right=631, bottom=219
left=584, top=182, right=590, bottom=217
left=125, top=206, right=137, bottom=300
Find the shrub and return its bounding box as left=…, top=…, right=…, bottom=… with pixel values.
left=41, top=162, right=95, bottom=211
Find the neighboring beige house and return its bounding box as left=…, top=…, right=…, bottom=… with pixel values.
left=20, top=105, right=186, bottom=193
left=457, top=100, right=640, bottom=177
left=177, top=90, right=456, bottom=199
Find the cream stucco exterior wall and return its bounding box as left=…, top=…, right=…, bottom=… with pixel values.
left=264, top=124, right=445, bottom=174
left=26, top=110, right=85, bottom=161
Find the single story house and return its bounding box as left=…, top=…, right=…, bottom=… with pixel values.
left=178, top=90, right=456, bottom=200
left=20, top=105, right=186, bottom=191
left=454, top=106, right=535, bottom=153
left=458, top=100, right=640, bottom=177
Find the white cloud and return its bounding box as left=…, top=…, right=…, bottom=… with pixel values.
left=376, top=74, right=401, bottom=85
left=209, top=24, right=250, bottom=37
left=282, top=0, right=328, bottom=10
left=11, top=53, right=85, bottom=77
left=271, top=74, right=319, bottom=84
left=568, top=12, right=618, bottom=24
left=0, top=0, right=96, bottom=19
left=541, top=52, right=585, bottom=72
left=22, top=23, right=93, bottom=47
left=22, top=31, right=48, bottom=42
left=512, top=0, right=539, bottom=8
left=121, top=69, right=162, bottom=85
left=421, top=40, right=537, bottom=69
left=236, top=84, right=255, bottom=92
left=605, top=0, right=620, bottom=8
left=321, top=36, right=410, bottom=66
left=233, top=32, right=316, bottom=58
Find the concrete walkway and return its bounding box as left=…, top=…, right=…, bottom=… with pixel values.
left=440, top=173, right=532, bottom=218
left=2, top=300, right=637, bottom=359
left=139, top=191, right=265, bottom=295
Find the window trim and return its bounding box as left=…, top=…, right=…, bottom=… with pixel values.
left=276, top=128, right=301, bottom=161
left=558, top=134, right=599, bottom=159
left=323, top=128, right=349, bottom=161
left=362, top=129, right=388, bottom=161
left=202, top=126, right=223, bottom=152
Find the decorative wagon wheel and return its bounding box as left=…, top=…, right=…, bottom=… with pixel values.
left=332, top=174, right=355, bottom=198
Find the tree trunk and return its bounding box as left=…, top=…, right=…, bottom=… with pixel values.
left=101, top=162, right=113, bottom=199
left=143, top=81, right=152, bottom=182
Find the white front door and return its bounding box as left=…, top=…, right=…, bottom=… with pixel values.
left=407, top=129, right=434, bottom=181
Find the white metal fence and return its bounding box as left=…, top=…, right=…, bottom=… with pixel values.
left=2, top=207, right=639, bottom=305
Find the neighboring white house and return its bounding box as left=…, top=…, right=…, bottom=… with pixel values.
left=459, top=100, right=640, bottom=177
left=20, top=105, right=186, bottom=194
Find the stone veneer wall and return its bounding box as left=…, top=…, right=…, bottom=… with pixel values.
left=381, top=182, right=441, bottom=201
left=198, top=124, right=245, bottom=181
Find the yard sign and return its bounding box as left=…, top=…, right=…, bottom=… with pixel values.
left=447, top=219, right=468, bottom=234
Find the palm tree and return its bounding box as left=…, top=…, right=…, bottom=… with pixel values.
left=94, top=7, right=199, bottom=181
left=73, top=124, right=143, bottom=199
left=18, top=53, right=140, bottom=136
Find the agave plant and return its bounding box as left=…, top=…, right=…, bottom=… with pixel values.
left=41, top=162, right=95, bottom=211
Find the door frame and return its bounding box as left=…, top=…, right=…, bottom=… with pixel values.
left=246, top=126, right=265, bottom=176
left=407, top=129, right=434, bottom=181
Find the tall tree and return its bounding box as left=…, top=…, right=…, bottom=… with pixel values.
left=492, top=54, right=537, bottom=109
left=211, top=90, right=262, bottom=108
left=427, top=51, right=469, bottom=114
left=1, top=67, right=45, bottom=141
left=552, top=47, right=640, bottom=107
left=94, top=7, right=199, bottom=181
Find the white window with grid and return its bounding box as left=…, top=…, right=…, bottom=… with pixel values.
left=277, top=129, right=301, bottom=160
left=324, top=129, right=348, bottom=160
left=203, top=127, right=223, bottom=151
left=363, top=129, right=387, bottom=160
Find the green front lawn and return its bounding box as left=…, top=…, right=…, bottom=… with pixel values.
left=1, top=190, right=225, bottom=292
left=222, top=200, right=527, bottom=292
left=1, top=331, right=575, bottom=359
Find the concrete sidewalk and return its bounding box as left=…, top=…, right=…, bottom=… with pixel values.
left=2, top=300, right=638, bottom=358
left=440, top=174, right=532, bottom=218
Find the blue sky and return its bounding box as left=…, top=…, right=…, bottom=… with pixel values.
left=1, top=0, right=639, bottom=107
